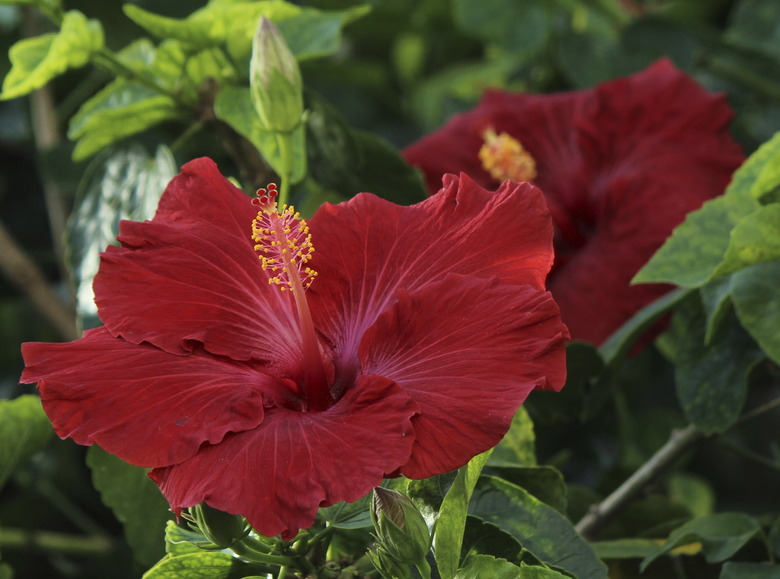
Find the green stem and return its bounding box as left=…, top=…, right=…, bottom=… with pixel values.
left=230, top=541, right=295, bottom=567
left=0, top=528, right=113, bottom=555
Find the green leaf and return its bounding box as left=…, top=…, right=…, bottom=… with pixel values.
left=1, top=10, right=103, bottom=100
left=163, top=520, right=212, bottom=556
left=319, top=495, right=372, bottom=529
left=0, top=562, right=11, bottom=579
left=304, top=92, right=426, bottom=204
left=469, top=476, right=607, bottom=579
left=0, top=395, right=53, bottom=489
left=486, top=466, right=566, bottom=515
left=69, top=85, right=183, bottom=161
left=731, top=261, right=780, bottom=364
left=770, top=515, right=780, bottom=559
left=66, top=145, right=176, bottom=329
left=720, top=563, right=780, bottom=579
left=700, top=278, right=733, bottom=343
left=592, top=538, right=666, bottom=560
left=142, top=552, right=268, bottom=579
left=452, top=0, right=550, bottom=55
left=726, top=0, right=780, bottom=62
left=87, top=446, right=173, bottom=566
left=488, top=407, right=536, bottom=468
left=747, top=131, right=780, bottom=203
left=434, top=450, right=492, bottom=579
left=455, top=555, right=567, bottom=578
left=712, top=204, right=780, bottom=278
left=276, top=5, right=371, bottom=61
left=640, top=513, right=761, bottom=571
left=214, top=85, right=306, bottom=183
left=462, top=516, right=523, bottom=562
left=599, top=287, right=693, bottom=366
left=671, top=297, right=764, bottom=433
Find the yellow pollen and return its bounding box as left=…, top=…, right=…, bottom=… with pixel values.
left=251, top=185, right=317, bottom=291
left=478, top=128, right=537, bottom=183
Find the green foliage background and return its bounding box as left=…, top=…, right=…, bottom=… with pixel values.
left=1, top=0, right=779, bottom=578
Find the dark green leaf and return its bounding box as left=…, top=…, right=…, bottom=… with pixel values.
left=672, top=297, right=764, bottom=433
left=462, top=516, right=523, bottom=562
left=486, top=466, right=566, bottom=515
left=142, top=551, right=268, bottom=579
left=452, top=0, right=550, bottom=55
left=726, top=0, right=780, bottom=62
left=770, top=515, right=780, bottom=559
left=469, top=476, right=607, bottom=579
left=591, top=538, right=665, bottom=560
left=66, top=145, right=176, bottom=328
left=1, top=10, right=103, bottom=100
left=434, top=450, right=492, bottom=579
left=600, top=287, right=693, bottom=366
left=407, top=471, right=457, bottom=530
left=319, top=495, right=372, bottom=529
left=731, top=262, right=780, bottom=364
left=277, top=5, right=371, bottom=61
left=86, top=446, right=173, bottom=566
left=640, top=513, right=761, bottom=571
left=700, top=278, right=733, bottom=344
left=487, top=407, right=536, bottom=468
left=721, top=563, right=780, bottom=579
left=214, top=85, right=306, bottom=183
left=455, top=555, right=567, bottom=578
left=0, top=395, right=53, bottom=489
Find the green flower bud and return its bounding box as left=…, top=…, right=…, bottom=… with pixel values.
left=370, top=487, right=431, bottom=568
left=367, top=545, right=412, bottom=579
left=250, top=17, right=304, bottom=133
left=188, top=503, right=249, bottom=549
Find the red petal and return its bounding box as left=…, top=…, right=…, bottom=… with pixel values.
left=21, top=327, right=284, bottom=468
left=359, top=274, right=567, bottom=479
left=149, top=375, right=418, bottom=540
left=93, top=158, right=302, bottom=366
left=308, top=176, right=555, bottom=369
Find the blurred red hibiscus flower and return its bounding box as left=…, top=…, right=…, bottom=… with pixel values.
left=21, top=158, right=568, bottom=540
left=404, top=59, right=744, bottom=345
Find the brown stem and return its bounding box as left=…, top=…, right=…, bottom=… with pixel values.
left=0, top=219, right=78, bottom=341
left=575, top=424, right=705, bottom=539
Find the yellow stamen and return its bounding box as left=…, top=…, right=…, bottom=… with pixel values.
left=478, top=128, right=537, bottom=183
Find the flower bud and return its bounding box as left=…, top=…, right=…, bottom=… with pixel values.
left=370, top=487, right=431, bottom=568
left=188, top=503, right=249, bottom=549
left=367, top=545, right=412, bottom=579
left=250, top=17, right=304, bottom=133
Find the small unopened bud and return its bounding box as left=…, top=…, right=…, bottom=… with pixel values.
left=250, top=17, right=304, bottom=133
left=370, top=487, right=431, bottom=568
left=367, top=546, right=412, bottom=579
left=188, top=503, right=249, bottom=549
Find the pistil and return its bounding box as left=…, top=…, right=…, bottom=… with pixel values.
left=251, top=185, right=330, bottom=411
left=479, top=128, right=537, bottom=183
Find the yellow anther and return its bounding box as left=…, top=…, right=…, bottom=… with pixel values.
left=478, top=128, right=537, bottom=183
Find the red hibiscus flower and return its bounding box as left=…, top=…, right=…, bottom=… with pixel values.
left=403, top=59, right=744, bottom=345
left=21, top=158, right=568, bottom=539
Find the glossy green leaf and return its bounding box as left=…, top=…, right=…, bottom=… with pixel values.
left=87, top=446, right=173, bottom=566
left=640, top=513, right=761, bottom=571
left=434, top=450, right=492, bottom=579
left=469, top=476, right=607, bottom=579
left=163, top=521, right=206, bottom=556
left=453, top=0, right=550, bottom=55
left=747, top=131, right=780, bottom=203
left=142, top=551, right=268, bottom=579
left=1, top=10, right=103, bottom=100
left=66, top=145, right=176, bottom=329
left=0, top=395, right=52, bottom=489
left=214, top=85, right=306, bottom=183
left=455, top=555, right=567, bottom=578
left=671, top=298, right=764, bottom=433
left=488, top=407, right=536, bottom=468
left=712, top=204, right=780, bottom=278
left=720, top=563, right=780, bottom=579
left=731, top=262, right=780, bottom=364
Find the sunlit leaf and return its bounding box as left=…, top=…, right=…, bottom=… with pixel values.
left=469, top=476, right=607, bottom=579
left=0, top=395, right=52, bottom=489
left=142, top=551, right=269, bottom=579
left=640, top=512, right=761, bottom=571
left=712, top=204, right=780, bottom=278
left=66, top=145, right=177, bottom=328
left=87, top=446, right=173, bottom=566
left=731, top=261, right=780, bottom=364
left=455, top=555, right=567, bottom=578
left=485, top=466, right=566, bottom=515
left=1, top=10, right=103, bottom=100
